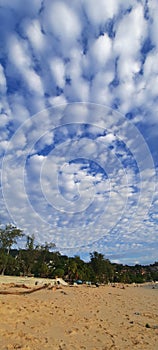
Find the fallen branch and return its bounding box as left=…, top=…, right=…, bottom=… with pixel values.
left=0, top=283, right=50, bottom=295
left=10, top=283, right=30, bottom=289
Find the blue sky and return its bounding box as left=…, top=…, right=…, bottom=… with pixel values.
left=0, top=0, right=158, bottom=264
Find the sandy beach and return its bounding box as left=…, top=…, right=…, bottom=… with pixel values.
left=0, top=276, right=158, bottom=350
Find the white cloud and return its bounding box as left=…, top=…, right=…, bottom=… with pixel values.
left=48, top=95, right=67, bottom=107
left=0, top=64, right=7, bottom=94
left=23, top=19, right=45, bottom=51
left=118, top=58, right=141, bottom=82
left=90, top=34, right=112, bottom=67
left=114, top=3, right=147, bottom=58
left=50, top=57, right=65, bottom=88
left=8, top=35, right=31, bottom=69
left=8, top=35, right=44, bottom=96
left=0, top=114, right=9, bottom=128
left=25, top=69, right=44, bottom=95
left=27, top=154, right=45, bottom=175
left=90, top=71, right=114, bottom=105
left=45, top=1, right=81, bottom=46
left=148, top=0, right=158, bottom=47
left=83, top=0, right=120, bottom=25
left=9, top=94, right=30, bottom=124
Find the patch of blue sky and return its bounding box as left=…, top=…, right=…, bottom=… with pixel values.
left=32, top=123, right=107, bottom=156
left=7, top=76, right=23, bottom=94
left=111, top=98, right=121, bottom=110
left=143, top=0, right=150, bottom=20
left=51, top=129, right=67, bottom=147
left=69, top=158, right=107, bottom=179
left=138, top=53, right=154, bottom=76
left=0, top=7, right=15, bottom=35
left=56, top=86, right=64, bottom=96
left=28, top=130, right=53, bottom=155
left=99, top=18, right=116, bottom=39
left=79, top=26, right=89, bottom=55
left=140, top=37, right=155, bottom=66
left=129, top=185, right=140, bottom=194
left=148, top=211, right=158, bottom=221
left=119, top=156, right=139, bottom=173
left=78, top=124, right=105, bottom=139
left=65, top=76, right=71, bottom=86
left=109, top=58, right=120, bottom=92
left=122, top=5, right=133, bottom=16
left=125, top=106, right=144, bottom=120
left=141, top=37, right=155, bottom=55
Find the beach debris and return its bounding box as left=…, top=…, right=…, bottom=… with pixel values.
left=143, top=323, right=158, bottom=329
left=75, top=279, right=83, bottom=285
left=1, top=283, right=30, bottom=289
left=145, top=323, right=151, bottom=328
left=60, top=290, right=67, bottom=295
left=47, top=284, right=57, bottom=291
left=55, top=278, right=68, bottom=286
left=120, top=285, right=125, bottom=289
left=0, top=283, right=50, bottom=295
left=11, top=283, right=30, bottom=289
left=152, top=325, right=158, bottom=329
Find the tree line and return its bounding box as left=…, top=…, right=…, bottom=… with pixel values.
left=0, top=224, right=158, bottom=283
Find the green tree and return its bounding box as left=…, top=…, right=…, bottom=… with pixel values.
left=18, top=235, right=38, bottom=276
left=53, top=267, right=65, bottom=278
left=90, top=251, right=114, bottom=283
left=90, top=251, right=105, bottom=282
left=0, top=224, right=23, bottom=275
left=19, top=236, right=57, bottom=277
left=67, top=258, right=78, bottom=281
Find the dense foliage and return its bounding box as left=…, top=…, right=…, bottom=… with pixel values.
left=0, top=225, right=158, bottom=283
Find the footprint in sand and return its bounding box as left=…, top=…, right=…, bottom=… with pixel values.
left=66, top=328, right=79, bottom=335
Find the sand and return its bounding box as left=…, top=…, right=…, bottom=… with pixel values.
left=0, top=276, right=158, bottom=350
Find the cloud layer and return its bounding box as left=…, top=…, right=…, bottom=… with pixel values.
left=0, top=0, right=158, bottom=264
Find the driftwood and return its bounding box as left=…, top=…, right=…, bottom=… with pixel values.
left=0, top=283, right=50, bottom=295
left=10, top=283, right=30, bottom=289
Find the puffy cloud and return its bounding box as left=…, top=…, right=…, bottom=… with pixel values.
left=148, top=0, right=158, bottom=47
left=8, top=94, right=30, bottom=124
left=50, top=57, right=65, bottom=88
left=8, top=35, right=44, bottom=96
left=83, top=0, right=121, bottom=26
left=90, top=34, right=112, bottom=67
left=22, top=19, right=46, bottom=51
left=0, top=64, right=7, bottom=94
left=8, top=35, right=31, bottom=68
left=114, top=3, right=147, bottom=58
left=44, top=1, right=81, bottom=48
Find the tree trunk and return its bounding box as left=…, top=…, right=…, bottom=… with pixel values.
left=1, top=267, right=6, bottom=275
